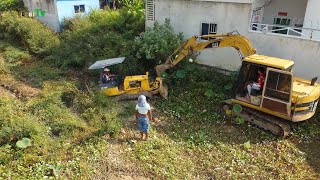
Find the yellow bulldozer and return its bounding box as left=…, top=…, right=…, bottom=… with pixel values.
left=155, top=31, right=320, bottom=136
left=88, top=57, right=166, bottom=100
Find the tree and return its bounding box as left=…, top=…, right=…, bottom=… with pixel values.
left=133, top=18, right=183, bottom=70
left=0, top=0, right=24, bottom=11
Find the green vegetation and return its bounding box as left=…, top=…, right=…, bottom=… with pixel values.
left=134, top=18, right=183, bottom=69
left=50, top=9, right=144, bottom=75
left=0, top=4, right=320, bottom=179
left=127, top=64, right=320, bottom=179
left=0, top=12, right=59, bottom=55
left=0, top=0, right=24, bottom=11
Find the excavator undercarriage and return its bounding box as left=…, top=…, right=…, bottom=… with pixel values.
left=222, top=100, right=291, bottom=136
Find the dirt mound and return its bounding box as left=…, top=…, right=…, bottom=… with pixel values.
left=0, top=74, right=40, bottom=98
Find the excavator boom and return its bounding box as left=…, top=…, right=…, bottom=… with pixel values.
left=156, top=32, right=256, bottom=98
left=156, top=32, right=256, bottom=77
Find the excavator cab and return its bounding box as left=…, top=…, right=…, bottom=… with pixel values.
left=233, top=55, right=294, bottom=118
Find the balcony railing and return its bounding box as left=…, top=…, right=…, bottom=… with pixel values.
left=249, top=23, right=320, bottom=42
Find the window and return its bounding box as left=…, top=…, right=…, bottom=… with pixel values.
left=201, top=23, right=217, bottom=40
left=74, top=5, right=85, bottom=13
left=146, top=0, right=155, bottom=21
left=272, top=17, right=291, bottom=34
left=264, top=71, right=292, bottom=102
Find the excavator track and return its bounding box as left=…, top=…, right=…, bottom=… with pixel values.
left=223, top=102, right=291, bottom=137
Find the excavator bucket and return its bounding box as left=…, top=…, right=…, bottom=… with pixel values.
left=159, top=83, right=168, bottom=99
left=155, top=64, right=171, bottom=77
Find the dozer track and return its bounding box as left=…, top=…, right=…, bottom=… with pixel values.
left=223, top=102, right=291, bottom=137
left=115, top=91, right=154, bottom=101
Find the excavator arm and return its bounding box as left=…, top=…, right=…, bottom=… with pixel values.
left=156, top=32, right=257, bottom=99
left=156, top=32, right=256, bottom=76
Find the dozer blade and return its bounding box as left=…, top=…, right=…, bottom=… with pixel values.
left=159, top=83, right=168, bottom=99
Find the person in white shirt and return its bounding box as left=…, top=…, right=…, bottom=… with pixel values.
left=135, top=95, right=153, bottom=140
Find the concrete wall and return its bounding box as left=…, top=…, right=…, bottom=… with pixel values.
left=23, top=0, right=60, bottom=31
left=248, top=32, right=320, bottom=80
left=149, top=0, right=255, bottom=71
left=262, top=0, right=308, bottom=25
left=194, top=0, right=252, bottom=3
left=148, top=0, right=320, bottom=81
left=56, top=0, right=100, bottom=23
left=302, top=0, right=320, bottom=40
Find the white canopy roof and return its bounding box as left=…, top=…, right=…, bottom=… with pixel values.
left=88, top=57, right=125, bottom=70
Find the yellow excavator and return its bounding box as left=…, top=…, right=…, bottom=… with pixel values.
left=156, top=31, right=320, bottom=136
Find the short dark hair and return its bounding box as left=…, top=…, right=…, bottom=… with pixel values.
left=258, top=67, right=265, bottom=73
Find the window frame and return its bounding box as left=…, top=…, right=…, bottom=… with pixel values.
left=263, top=68, right=292, bottom=103
left=146, top=0, right=155, bottom=21
left=261, top=68, right=293, bottom=115
left=200, top=22, right=218, bottom=40
left=272, top=17, right=291, bottom=35
left=74, top=4, right=86, bottom=14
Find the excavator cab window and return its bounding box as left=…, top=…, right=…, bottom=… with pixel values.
left=261, top=68, right=293, bottom=115
left=234, top=62, right=266, bottom=106
left=264, top=71, right=292, bottom=102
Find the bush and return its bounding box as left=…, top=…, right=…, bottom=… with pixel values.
left=12, top=61, right=65, bottom=87
left=2, top=46, right=31, bottom=63
left=50, top=8, right=144, bottom=74
left=156, top=64, right=233, bottom=121
left=0, top=11, right=59, bottom=55
left=0, top=98, right=48, bottom=145
left=133, top=18, right=183, bottom=70
left=0, top=0, right=24, bottom=11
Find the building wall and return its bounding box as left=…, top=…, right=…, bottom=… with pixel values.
left=248, top=32, right=320, bottom=80
left=56, top=0, right=100, bottom=23
left=193, top=0, right=253, bottom=3
left=262, top=0, right=308, bottom=25
left=149, top=0, right=255, bottom=71
left=148, top=0, right=320, bottom=81
left=22, top=0, right=60, bottom=31
left=302, top=0, right=320, bottom=40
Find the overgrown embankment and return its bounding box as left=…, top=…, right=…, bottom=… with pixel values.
left=0, top=3, right=320, bottom=179
left=0, top=7, right=148, bottom=178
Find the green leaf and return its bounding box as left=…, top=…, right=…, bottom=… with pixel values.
left=16, top=140, right=27, bottom=148
left=175, top=70, right=186, bottom=78
left=204, top=89, right=214, bottom=97
left=232, top=104, right=242, bottom=113
left=56, top=163, right=62, bottom=171
left=235, top=116, right=245, bottom=125
left=224, top=83, right=233, bottom=90
left=160, top=72, right=168, bottom=78
left=243, top=141, right=251, bottom=149
left=21, top=138, right=31, bottom=146
left=226, top=110, right=232, bottom=115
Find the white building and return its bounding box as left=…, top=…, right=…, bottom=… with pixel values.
left=145, top=0, right=320, bottom=81
left=22, top=0, right=100, bottom=32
